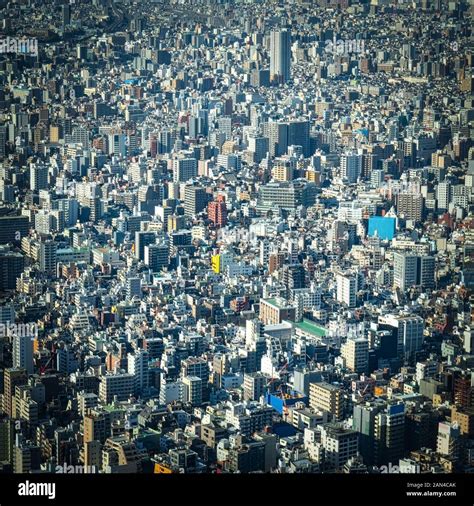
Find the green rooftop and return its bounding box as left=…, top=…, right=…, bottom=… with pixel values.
left=294, top=319, right=327, bottom=338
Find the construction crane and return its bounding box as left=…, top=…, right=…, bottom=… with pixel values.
left=40, top=343, right=57, bottom=375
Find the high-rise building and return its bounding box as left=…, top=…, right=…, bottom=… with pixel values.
left=243, top=372, right=267, bottom=401
left=379, top=314, right=424, bottom=360
left=30, top=163, right=48, bottom=192
left=184, top=185, right=209, bottom=216
left=144, top=243, right=169, bottom=272
left=396, top=193, right=424, bottom=222
left=0, top=246, right=24, bottom=291
left=208, top=195, right=228, bottom=227
left=309, top=382, right=343, bottom=421
left=393, top=252, right=418, bottom=291
left=126, top=277, right=141, bottom=299
left=182, top=376, right=203, bottom=405
left=99, top=373, right=135, bottom=404
left=135, top=231, right=156, bottom=261
left=0, top=215, right=29, bottom=244
left=181, top=357, right=209, bottom=402
left=257, top=181, right=316, bottom=212
left=0, top=418, right=14, bottom=464
left=2, top=368, right=27, bottom=417
left=288, top=120, right=310, bottom=158
left=39, top=240, right=57, bottom=274
left=127, top=350, right=149, bottom=394
left=263, top=121, right=288, bottom=157
left=282, top=263, right=306, bottom=295
left=320, top=424, right=359, bottom=471
left=340, top=154, right=362, bottom=183
left=270, top=29, right=291, bottom=84
left=62, top=4, right=71, bottom=26
left=13, top=333, right=34, bottom=374
left=173, top=158, right=197, bottom=183
left=336, top=272, right=358, bottom=308
left=341, top=338, right=369, bottom=374
left=436, top=181, right=451, bottom=211
left=394, top=252, right=435, bottom=290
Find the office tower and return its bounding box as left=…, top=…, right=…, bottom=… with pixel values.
left=0, top=125, right=6, bottom=158
left=437, top=181, right=451, bottom=210
left=248, top=135, right=269, bottom=163
left=393, top=252, right=418, bottom=291
left=127, top=350, right=149, bottom=394
left=62, top=4, right=71, bottom=26
left=57, top=198, right=79, bottom=227
left=270, top=29, right=291, bottom=84
left=99, top=373, right=135, bottom=404
left=437, top=422, right=460, bottom=461
left=288, top=120, right=310, bottom=157
left=419, top=256, right=435, bottom=288
left=181, top=357, right=209, bottom=402
left=394, top=252, right=435, bottom=290
left=173, top=157, right=197, bottom=182
left=207, top=195, right=228, bottom=227
left=282, top=264, right=306, bottom=296
left=250, top=68, right=270, bottom=87
left=2, top=368, right=27, bottom=417
left=340, top=154, right=362, bottom=183
left=56, top=345, right=78, bottom=374
left=126, top=277, right=141, bottom=299
left=243, top=372, right=267, bottom=401
left=13, top=333, right=34, bottom=374
left=379, top=314, right=424, bottom=360
left=0, top=246, right=24, bottom=290
left=320, top=424, right=359, bottom=471
left=0, top=215, right=29, bottom=244
left=263, top=121, right=288, bottom=157
left=39, top=240, right=57, bottom=274
left=341, top=338, right=369, bottom=374
left=30, top=163, right=48, bottom=192
left=309, top=382, right=343, bottom=421
left=373, top=403, right=406, bottom=465
left=184, top=185, right=209, bottom=216
left=352, top=403, right=381, bottom=465
left=217, top=116, right=232, bottom=141
left=135, top=231, right=156, bottom=261
left=336, top=272, right=358, bottom=308
left=108, top=133, right=126, bottom=157
left=158, top=130, right=174, bottom=154
left=144, top=243, right=169, bottom=272
left=182, top=376, right=203, bottom=405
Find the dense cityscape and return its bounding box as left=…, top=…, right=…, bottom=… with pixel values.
left=0, top=0, right=473, bottom=478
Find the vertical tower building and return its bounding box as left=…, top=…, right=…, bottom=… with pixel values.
left=341, top=338, right=369, bottom=374
left=336, top=272, right=358, bottom=308
left=207, top=195, right=228, bottom=227
left=30, top=163, right=48, bottom=192
left=340, top=154, right=362, bottom=183
left=270, top=29, right=291, bottom=84
left=243, top=372, right=267, bottom=401
left=13, top=334, right=34, bottom=374
left=184, top=185, right=209, bottom=216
